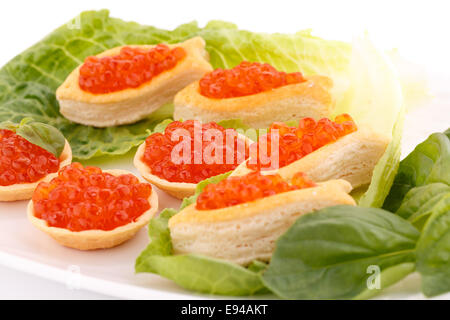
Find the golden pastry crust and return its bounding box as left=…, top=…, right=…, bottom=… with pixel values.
left=0, top=141, right=72, bottom=202
left=57, top=37, right=213, bottom=127
left=133, top=133, right=253, bottom=199
left=231, top=127, right=390, bottom=189
left=173, top=75, right=333, bottom=128
left=169, top=179, right=355, bottom=265
left=27, top=169, right=159, bottom=250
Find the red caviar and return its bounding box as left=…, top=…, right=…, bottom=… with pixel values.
left=32, top=163, right=152, bottom=232
left=79, top=44, right=186, bottom=94
left=199, top=61, right=305, bottom=99
left=0, top=129, right=59, bottom=186
left=247, top=114, right=357, bottom=171
left=142, top=120, right=249, bottom=184
left=196, top=171, right=316, bottom=210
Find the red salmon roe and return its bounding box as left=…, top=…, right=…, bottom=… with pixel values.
left=142, top=120, right=249, bottom=184
left=79, top=44, right=186, bottom=94
left=196, top=171, right=316, bottom=210
left=247, top=114, right=357, bottom=171
left=0, top=129, right=59, bottom=186
left=199, top=61, right=305, bottom=99
left=32, top=163, right=152, bottom=232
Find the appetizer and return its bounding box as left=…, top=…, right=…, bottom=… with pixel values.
left=174, top=61, right=333, bottom=128
left=169, top=171, right=355, bottom=265
left=27, top=163, right=158, bottom=250
left=0, top=120, right=72, bottom=201
left=56, top=37, right=213, bottom=127
left=232, top=114, right=390, bottom=189
left=134, top=120, right=250, bottom=199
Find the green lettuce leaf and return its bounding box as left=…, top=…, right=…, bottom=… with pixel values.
left=383, top=129, right=450, bottom=212
left=1, top=9, right=420, bottom=161
left=135, top=171, right=268, bottom=296
left=262, top=205, right=419, bottom=300
left=358, top=107, right=404, bottom=207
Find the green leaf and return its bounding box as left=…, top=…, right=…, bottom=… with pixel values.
left=359, top=107, right=404, bottom=207
left=396, top=183, right=450, bottom=230
left=0, top=118, right=65, bottom=157
left=383, top=130, right=450, bottom=212
left=416, top=197, right=450, bottom=297
left=262, top=205, right=419, bottom=299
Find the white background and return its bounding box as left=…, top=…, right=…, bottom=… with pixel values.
left=0, top=0, right=448, bottom=299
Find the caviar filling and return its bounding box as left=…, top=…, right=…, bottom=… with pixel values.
left=199, top=61, right=305, bottom=99
left=196, top=171, right=316, bottom=210
left=142, top=120, right=249, bottom=184
left=247, top=114, right=357, bottom=171
left=0, top=129, right=60, bottom=186
left=32, top=163, right=152, bottom=232
left=79, top=44, right=186, bottom=94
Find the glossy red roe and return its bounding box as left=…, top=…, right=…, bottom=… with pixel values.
left=0, top=129, right=59, bottom=186
left=79, top=44, right=186, bottom=94
left=199, top=61, right=305, bottom=99
left=142, top=120, right=249, bottom=184
left=32, top=163, right=152, bottom=232
left=247, top=114, right=357, bottom=171
left=196, top=171, right=316, bottom=210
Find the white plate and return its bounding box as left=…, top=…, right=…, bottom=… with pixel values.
left=0, top=73, right=449, bottom=300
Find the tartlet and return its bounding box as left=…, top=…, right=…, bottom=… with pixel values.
left=232, top=126, right=389, bottom=189
left=0, top=140, right=72, bottom=202
left=27, top=169, right=158, bottom=250
left=134, top=133, right=252, bottom=199
left=56, top=37, right=213, bottom=127
left=169, top=178, right=355, bottom=265
left=174, top=74, right=333, bottom=128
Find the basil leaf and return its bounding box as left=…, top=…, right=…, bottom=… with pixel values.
left=383, top=130, right=450, bottom=212
left=16, top=121, right=66, bottom=157
left=262, top=205, right=419, bottom=299
left=0, top=119, right=66, bottom=157
left=396, top=183, right=450, bottom=230
left=416, top=197, right=450, bottom=297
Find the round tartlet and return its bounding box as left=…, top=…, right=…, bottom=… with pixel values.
left=133, top=133, right=252, bottom=199
left=56, top=36, right=213, bottom=127
left=169, top=178, right=355, bottom=265
left=0, top=140, right=72, bottom=202
left=174, top=74, right=333, bottom=128
left=27, top=169, right=158, bottom=250
left=232, top=127, right=390, bottom=189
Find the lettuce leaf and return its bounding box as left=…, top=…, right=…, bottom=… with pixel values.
left=0, top=9, right=419, bottom=161
left=135, top=172, right=269, bottom=296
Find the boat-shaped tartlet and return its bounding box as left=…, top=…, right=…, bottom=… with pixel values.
left=232, top=114, right=390, bottom=189
left=169, top=171, right=355, bottom=265
left=134, top=120, right=251, bottom=199
left=27, top=163, right=158, bottom=250
left=56, top=37, right=213, bottom=127
left=0, top=121, right=72, bottom=202
left=174, top=61, right=333, bottom=128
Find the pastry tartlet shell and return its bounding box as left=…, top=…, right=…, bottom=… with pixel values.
left=27, top=169, right=159, bottom=250
left=0, top=140, right=72, bottom=202
left=133, top=133, right=253, bottom=199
